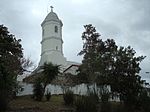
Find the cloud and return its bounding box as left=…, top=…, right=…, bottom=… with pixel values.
left=0, top=0, right=150, bottom=82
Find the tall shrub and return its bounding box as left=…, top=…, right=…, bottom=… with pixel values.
left=33, top=78, right=44, bottom=101
left=75, top=95, right=98, bottom=112
left=45, top=89, right=51, bottom=101
left=63, top=89, right=74, bottom=105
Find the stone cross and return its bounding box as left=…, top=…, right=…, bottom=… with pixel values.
left=50, top=6, right=54, bottom=12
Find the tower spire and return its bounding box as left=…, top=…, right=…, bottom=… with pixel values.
left=50, top=6, right=54, bottom=12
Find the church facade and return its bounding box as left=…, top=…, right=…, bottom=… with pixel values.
left=38, top=7, right=80, bottom=74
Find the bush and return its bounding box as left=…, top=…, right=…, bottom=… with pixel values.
left=33, top=78, right=44, bottom=101
left=100, top=92, right=111, bottom=112
left=45, top=90, right=51, bottom=101
left=88, top=90, right=99, bottom=104
left=63, top=89, right=74, bottom=105
left=75, top=95, right=98, bottom=112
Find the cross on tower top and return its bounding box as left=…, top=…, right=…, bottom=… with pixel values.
left=50, top=6, right=54, bottom=12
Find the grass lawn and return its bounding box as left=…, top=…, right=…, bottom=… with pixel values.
left=8, top=95, right=73, bottom=112
left=6, top=94, right=149, bottom=112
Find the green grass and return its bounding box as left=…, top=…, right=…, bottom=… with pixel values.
left=7, top=95, right=150, bottom=112
left=8, top=95, right=72, bottom=112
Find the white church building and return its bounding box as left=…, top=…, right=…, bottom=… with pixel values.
left=19, top=8, right=120, bottom=102
left=35, top=6, right=80, bottom=74
left=18, top=6, right=82, bottom=96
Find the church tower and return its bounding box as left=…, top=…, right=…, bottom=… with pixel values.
left=39, top=6, right=67, bottom=66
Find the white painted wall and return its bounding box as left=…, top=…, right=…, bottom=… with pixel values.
left=18, top=82, right=120, bottom=102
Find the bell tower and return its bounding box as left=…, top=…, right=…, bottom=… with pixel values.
left=39, top=6, right=66, bottom=66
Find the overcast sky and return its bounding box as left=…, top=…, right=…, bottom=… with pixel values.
left=0, top=0, right=150, bottom=82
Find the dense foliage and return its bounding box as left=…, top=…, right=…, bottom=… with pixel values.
left=78, top=24, right=149, bottom=111
left=0, top=25, right=24, bottom=111
left=0, top=25, right=32, bottom=111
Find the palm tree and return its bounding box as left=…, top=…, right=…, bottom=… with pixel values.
left=41, top=62, right=60, bottom=93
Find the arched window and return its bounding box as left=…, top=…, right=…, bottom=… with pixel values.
left=56, top=46, right=58, bottom=50
left=55, top=26, right=58, bottom=33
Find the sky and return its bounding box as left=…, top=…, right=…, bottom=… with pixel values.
left=0, top=0, right=150, bottom=82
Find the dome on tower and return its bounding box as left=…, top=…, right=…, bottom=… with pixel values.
left=45, top=11, right=59, bottom=22
left=41, top=7, right=63, bottom=26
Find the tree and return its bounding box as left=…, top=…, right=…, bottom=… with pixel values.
left=78, top=24, right=102, bottom=83
left=40, top=62, right=60, bottom=94
left=78, top=24, right=147, bottom=111
left=32, top=62, right=59, bottom=101
left=0, top=25, right=32, bottom=111
left=110, top=46, right=145, bottom=111
left=78, top=24, right=117, bottom=84
left=78, top=24, right=118, bottom=112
